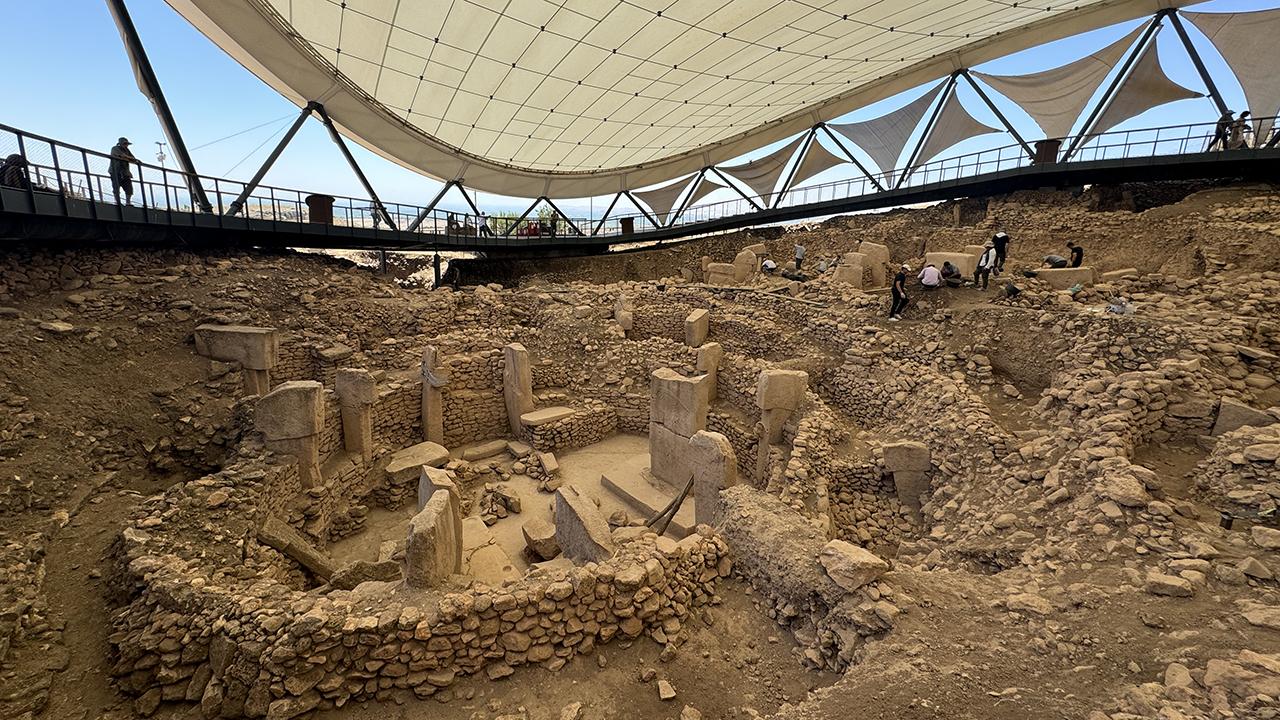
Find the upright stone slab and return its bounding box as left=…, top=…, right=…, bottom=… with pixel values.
left=831, top=265, right=863, bottom=288
left=732, top=249, right=758, bottom=283
left=418, top=467, right=464, bottom=573
left=685, top=308, right=709, bottom=346
left=255, top=381, right=324, bottom=488
left=502, top=343, right=535, bottom=435
left=650, top=368, right=711, bottom=437
left=335, top=368, right=376, bottom=463
left=404, top=490, right=462, bottom=588
left=883, top=441, right=932, bottom=514
left=554, top=487, right=615, bottom=563
left=420, top=346, right=450, bottom=444
left=1214, top=398, right=1275, bottom=436
left=194, top=324, right=279, bottom=395
left=689, top=431, right=737, bottom=527
left=1037, top=267, right=1095, bottom=290
left=704, top=262, right=736, bottom=285
left=755, top=370, right=808, bottom=484
left=925, top=251, right=977, bottom=278
left=696, top=343, right=723, bottom=401
left=858, top=241, right=890, bottom=287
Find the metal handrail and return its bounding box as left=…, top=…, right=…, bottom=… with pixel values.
left=0, top=115, right=1273, bottom=245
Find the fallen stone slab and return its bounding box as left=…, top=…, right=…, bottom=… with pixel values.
left=1100, top=268, right=1139, bottom=282
left=1145, top=570, right=1194, bottom=597
left=386, top=441, right=450, bottom=483
left=554, top=487, right=615, bottom=563
left=258, top=516, right=334, bottom=580
left=818, top=540, right=888, bottom=592
left=462, top=439, right=509, bottom=461
left=522, top=517, right=561, bottom=560
left=1213, top=398, right=1275, bottom=436
left=520, top=406, right=575, bottom=426
left=329, top=559, right=401, bottom=590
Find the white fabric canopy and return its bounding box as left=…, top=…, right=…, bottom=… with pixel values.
left=719, top=135, right=806, bottom=205
left=972, top=22, right=1148, bottom=139
left=165, top=0, right=1198, bottom=197
left=914, top=93, right=1002, bottom=167
left=1089, top=33, right=1202, bottom=139
left=827, top=83, right=943, bottom=180
left=786, top=138, right=849, bottom=191
left=1184, top=9, right=1280, bottom=139
left=682, top=174, right=728, bottom=211
left=632, top=175, right=695, bottom=225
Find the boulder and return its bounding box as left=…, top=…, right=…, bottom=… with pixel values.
left=818, top=540, right=888, bottom=592
left=554, top=487, right=615, bottom=563
left=329, top=560, right=402, bottom=590
left=522, top=517, right=561, bottom=560
left=1144, top=571, right=1194, bottom=597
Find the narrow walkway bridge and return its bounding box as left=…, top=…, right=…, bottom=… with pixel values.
left=1, top=119, right=1277, bottom=258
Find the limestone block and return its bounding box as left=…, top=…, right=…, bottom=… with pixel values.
left=882, top=441, right=931, bottom=472
left=925, top=251, right=977, bottom=278
left=831, top=265, right=863, bottom=288
left=756, top=369, right=808, bottom=411
left=462, top=439, right=508, bottom=460
left=696, top=343, right=723, bottom=400
left=732, top=249, right=757, bottom=283
left=651, top=368, right=710, bottom=436
left=1213, top=398, right=1275, bottom=436
left=685, top=308, right=709, bottom=346
left=522, top=517, right=561, bottom=560
left=1037, top=266, right=1095, bottom=290
left=649, top=422, right=691, bottom=486
left=503, top=343, right=535, bottom=435
left=859, top=241, right=890, bottom=268
left=743, top=242, right=768, bottom=256
left=254, top=381, right=324, bottom=441
left=704, top=263, right=736, bottom=285
left=616, top=309, right=634, bottom=331
left=962, top=244, right=986, bottom=258
left=699, top=256, right=711, bottom=273
left=386, top=441, right=450, bottom=484
left=841, top=251, right=867, bottom=267
left=689, top=431, right=737, bottom=527
left=405, top=491, right=463, bottom=588
left=521, top=406, right=576, bottom=426
left=193, top=324, right=278, bottom=370
left=258, top=516, right=334, bottom=580
left=554, top=487, right=615, bottom=563
left=818, top=540, right=888, bottom=591
left=538, top=451, right=560, bottom=475
left=1101, top=268, right=1139, bottom=282
left=335, top=368, right=376, bottom=406
left=892, top=470, right=931, bottom=513
left=330, top=560, right=401, bottom=590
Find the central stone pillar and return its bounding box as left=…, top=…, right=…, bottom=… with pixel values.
left=696, top=342, right=723, bottom=401
left=336, top=368, right=376, bottom=463
left=404, top=488, right=463, bottom=588
left=649, top=368, right=711, bottom=485
left=193, top=324, right=279, bottom=396
left=254, top=380, right=325, bottom=489
left=754, top=369, right=808, bottom=485
left=418, top=466, right=464, bottom=573
left=420, top=346, right=450, bottom=444
left=503, top=343, right=535, bottom=436
left=689, top=430, right=737, bottom=526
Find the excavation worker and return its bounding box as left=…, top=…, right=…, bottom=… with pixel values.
left=108, top=137, right=138, bottom=205
left=941, top=261, right=963, bottom=288
left=918, top=262, right=942, bottom=290
left=1043, top=254, right=1069, bottom=269
left=794, top=243, right=806, bottom=270
left=888, top=264, right=909, bottom=321
left=1228, top=111, right=1254, bottom=149
left=1, top=154, right=29, bottom=190
left=761, top=258, right=778, bottom=274
left=1067, top=241, right=1084, bottom=268
left=992, top=231, right=1009, bottom=273
left=974, top=240, right=997, bottom=290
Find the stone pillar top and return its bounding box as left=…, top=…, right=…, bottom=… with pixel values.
left=255, top=380, right=324, bottom=441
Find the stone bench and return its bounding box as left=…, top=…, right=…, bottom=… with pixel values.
left=1037, top=266, right=1095, bottom=290
left=520, top=406, right=576, bottom=426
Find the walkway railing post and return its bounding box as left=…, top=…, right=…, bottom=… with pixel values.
left=227, top=102, right=315, bottom=217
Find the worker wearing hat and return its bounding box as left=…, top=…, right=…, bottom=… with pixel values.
left=109, top=137, right=138, bottom=205
left=975, top=240, right=998, bottom=290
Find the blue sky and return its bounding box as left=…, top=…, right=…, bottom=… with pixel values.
left=3, top=0, right=1276, bottom=220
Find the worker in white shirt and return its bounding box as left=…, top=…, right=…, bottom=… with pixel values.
left=918, top=263, right=942, bottom=290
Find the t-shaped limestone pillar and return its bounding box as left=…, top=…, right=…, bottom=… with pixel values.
left=193, top=324, right=279, bottom=396
left=689, top=430, right=737, bottom=527
left=503, top=343, right=535, bottom=436
left=420, top=346, right=450, bottom=444
left=255, top=380, right=325, bottom=488
left=404, top=488, right=463, bottom=588
left=685, top=308, right=709, bottom=346
left=755, top=369, right=808, bottom=484
left=649, top=368, right=711, bottom=486
left=696, top=343, right=723, bottom=401
left=418, top=467, right=463, bottom=573
left=336, top=368, right=376, bottom=463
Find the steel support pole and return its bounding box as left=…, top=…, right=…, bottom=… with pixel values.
left=543, top=196, right=584, bottom=235
left=1064, top=16, right=1164, bottom=161
left=961, top=70, right=1036, bottom=159
left=818, top=124, right=885, bottom=192
left=106, top=0, right=213, bottom=213
left=669, top=169, right=707, bottom=225
left=227, top=102, right=315, bottom=216
left=624, top=191, right=663, bottom=228
left=898, top=74, right=958, bottom=189
left=502, top=197, right=543, bottom=236
left=773, top=129, right=816, bottom=208
left=1168, top=12, right=1228, bottom=116
left=591, top=192, right=623, bottom=236
left=455, top=182, right=483, bottom=217
left=314, top=104, right=397, bottom=230
left=407, top=180, right=456, bottom=232
left=709, top=167, right=765, bottom=211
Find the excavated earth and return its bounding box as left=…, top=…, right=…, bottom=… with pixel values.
left=1, top=180, right=1279, bottom=720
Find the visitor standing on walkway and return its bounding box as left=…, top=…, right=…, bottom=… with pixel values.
left=1068, top=241, right=1084, bottom=268
left=992, top=231, right=1009, bottom=273
left=1210, top=110, right=1234, bottom=151
left=478, top=212, right=494, bottom=236
left=794, top=243, right=806, bottom=271
left=109, top=137, right=138, bottom=205
left=888, top=264, right=910, bottom=321
left=1228, top=111, right=1254, bottom=149
left=974, top=241, right=997, bottom=290
left=1, top=154, right=29, bottom=190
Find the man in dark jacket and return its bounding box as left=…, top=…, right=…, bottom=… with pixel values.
left=1067, top=241, right=1084, bottom=268
left=992, top=231, right=1009, bottom=273
left=1, top=154, right=29, bottom=190
left=109, top=137, right=138, bottom=205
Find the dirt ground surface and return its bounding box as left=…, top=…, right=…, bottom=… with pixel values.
left=2, top=180, right=1280, bottom=720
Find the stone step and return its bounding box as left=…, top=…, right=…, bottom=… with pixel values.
left=600, top=469, right=694, bottom=538
left=461, top=439, right=509, bottom=461
left=520, top=406, right=576, bottom=426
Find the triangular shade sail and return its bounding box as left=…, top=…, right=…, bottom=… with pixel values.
left=1185, top=9, right=1280, bottom=139
left=1089, top=34, right=1202, bottom=139
left=972, top=22, right=1148, bottom=139
left=827, top=82, right=944, bottom=177
left=632, top=175, right=695, bottom=225
left=682, top=174, right=728, bottom=211
left=718, top=135, right=806, bottom=204
left=914, top=94, right=1002, bottom=167
left=786, top=139, right=848, bottom=191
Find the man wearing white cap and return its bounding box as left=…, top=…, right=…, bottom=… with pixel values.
left=109, top=137, right=138, bottom=205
